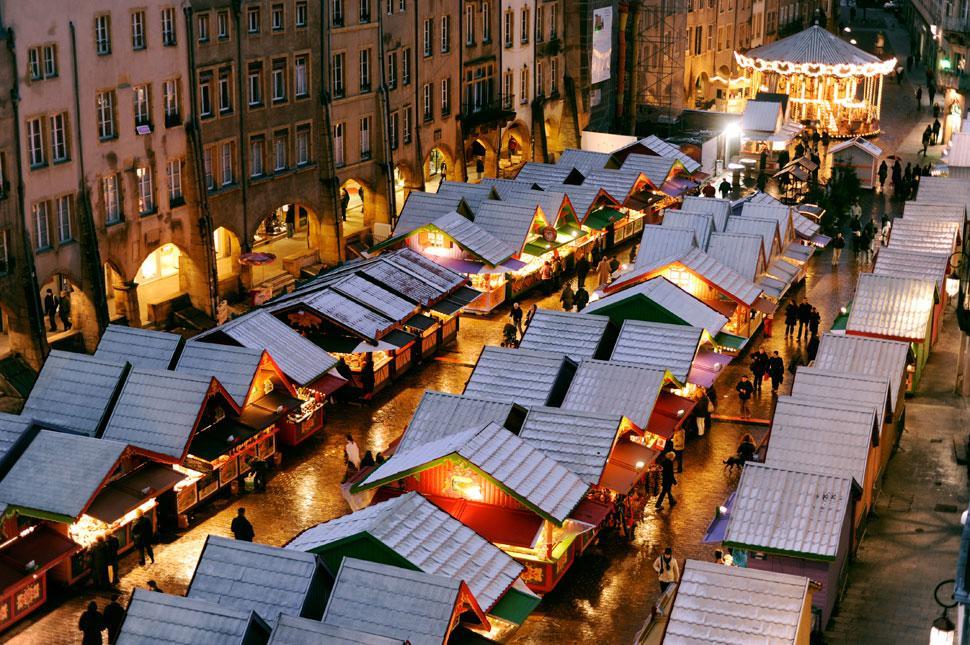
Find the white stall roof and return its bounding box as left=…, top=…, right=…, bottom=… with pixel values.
left=619, top=154, right=678, bottom=187
left=175, top=343, right=264, bottom=407
left=662, top=209, right=715, bottom=249
left=741, top=100, right=783, bottom=134
left=889, top=217, right=959, bottom=254
left=681, top=196, right=731, bottom=232
left=619, top=135, right=701, bottom=173
left=706, top=232, right=766, bottom=281
left=119, top=589, right=269, bottom=645
left=829, top=136, right=883, bottom=158
left=915, top=176, right=970, bottom=212
left=791, top=367, right=892, bottom=432
left=902, top=201, right=966, bottom=228
left=947, top=131, right=970, bottom=168
left=463, top=346, right=571, bottom=407
left=610, top=321, right=703, bottom=383
left=394, top=191, right=469, bottom=236
left=397, top=390, right=515, bottom=454
left=518, top=407, right=624, bottom=485
left=740, top=201, right=795, bottom=243
left=435, top=180, right=501, bottom=212
left=473, top=200, right=541, bottom=251
left=813, top=333, right=910, bottom=413
left=562, top=360, right=668, bottom=428
left=94, top=325, right=183, bottom=370
left=558, top=148, right=611, bottom=173
left=846, top=273, right=936, bottom=342
left=873, top=246, right=950, bottom=293
left=269, top=615, right=400, bottom=645
left=518, top=309, right=610, bottom=361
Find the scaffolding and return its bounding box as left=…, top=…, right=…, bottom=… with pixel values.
left=636, top=0, right=688, bottom=129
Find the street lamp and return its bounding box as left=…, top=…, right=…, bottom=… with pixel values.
left=930, top=580, right=957, bottom=645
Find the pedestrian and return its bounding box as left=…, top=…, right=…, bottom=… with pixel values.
left=859, top=227, right=873, bottom=265
left=653, top=547, right=681, bottom=593
left=147, top=580, right=163, bottom=593
left=736, top=375, right=754, bottom=418
left=250, top=456, right=268, bottom=491
left=821, top=130, right=830, bottom=149
left=763, top=312, right=774, bottom=338
left=559, top=282, right=574, bottom=312
left=923, top=163, right=932, bottom=176
left=285, top=206, right=295, bottom=238
left=510, top=302, right=524, bottom=336
left=702, top=183, right=716, bottom=198
left=231, top=507, right=255, bottom=541
left=850, top=200, right=862, bottom=222
left=896, top=65, right=904, bottom=84
left=552, top=253, right=564, bottom=291
left=43, top=288, right=58, bottom=332
left=59, top=289, right=72, bottom=330
left=694, top=387, right=711, bottom=436
left=807, top=333, right=820, bottom=363
left=131, top=513, right=154, bottom=566
left=629, top=243, right=639, bottom=264
left=916, top=86, right=923, bottom=111
left=904, top=162, right=913, bottom=184
left=575, top=252, right=590, bottom=288
left=933, top=118, right=942, bottom=145
left=718, top=177, right=732, bottom=199
left=672, top=427, right=685, bottom=473
left=524, top=303, right=537, bottom=329
left=750, top=347, right=766, bottom=395
left=784, top=302, right=797, bottom=338
left=89, top=537, right=109, bottom=590
left=103, top=594, right=125, bottom=644
left=809, top=306, right=821, bottom=337
left=596, top=254, right=612, bottom=286
left=655, top=452, right=678, bottom=510
left=609, top=254, right=620, bottom=275
left=797, top=300, right=812, bottom=339
left=892, top=159, right=902, bottom=187
left=539, top=261, right=553, bottom=295
left=79, top=601, right=104, bottom=645
left=877, top=160, right=888, bottom=190
left=832, top=232, right=845, bottom=266
left=360, top=451, right=375, bottom=469
left=737, top=433, right=757, bottom=464
left=574, top=286, right=590, bottom=312
left=768, top=350, right=785, bottom=394
left=344, top=434, right=361, bottom=470
left=922, top=126, right=931, bottom=156
left=929, top=82, right=937, bottom=107
left=794, top=141, right=805, bottom=158
left=881, top=214, right=891, bottom=245
left=340, top=188, right=350, bottom=222
left=105, top=532, right=120, bottom=585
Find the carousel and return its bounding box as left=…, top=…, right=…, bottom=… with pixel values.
left=734, top=25, right=896, bottom=138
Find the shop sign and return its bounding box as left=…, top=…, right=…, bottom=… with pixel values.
left=14, top=580, right=42, bottom=615
left=521, top=563, right=545, bottom=585
left=541, top=226, right=557, bottom=242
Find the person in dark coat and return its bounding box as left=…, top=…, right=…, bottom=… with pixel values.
left=510, top=302, right=524, bottom=337
left=736, top=376, right=754, bottom=419
left=796, top=300, right=812, bottom=339
left=737, top=433, right=757, bottom=464
left=574, top=286, right=590, bottom=312
left=559, top=283, right=574, bottom=312
left=58, top=289, right=72, bottom=330
left=718, top=178, right=732, bottom=199
left=655, top=452, right=678, bottom=510
left=916, top=86, right=923, bottom=111
left=131, top=513, right=154, bottom=565
left=105, top=533, right=120, bottom=585
left=575, top=253, right=591, bottom=288
left=340, top=188, right=350, bottom=221
left=933, top=118, right=942, bottom=145
left=89, top=537, right=109, bottom=590
left=79, top=601, right=104, bottom=645
left=767, top=351, right=785, bottom=394
left=892, top=159, right=902, bottom=187
left=284, top=206, right=295, bottom=237
left=807, top=333, right=820, bottom=362
left=231, top=507, right=255, bottom=541
left=921, top=126, right=932, bottom=156
left=103, top=594, right=125, bottom=645
left=147, top=580, right=163, bottom=593
left=784, top=302, right=798, bottom=338
left=251, top=457, right=269, bottom=491
left=794, top=141, right=805, bottom=159
left=808, top=306, right=821, bottom=337
left=877, top=160, right=888, bottom=190
left=43, top=288, right=58, bottom=332
left=750, top=347, right=767, bottom=395
left=609, top=255, right=621, bottom=274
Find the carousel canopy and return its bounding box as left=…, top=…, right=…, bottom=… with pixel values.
left=736, top=25, right=895, bottom=77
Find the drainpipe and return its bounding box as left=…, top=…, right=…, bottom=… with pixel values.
left=4, top=26, right=49, bottom=362
left=320, top=0, right=346, bottom=261
left=377, top=0, right=398, bottom=224
left=68, top=22, right=110, bottom=332
left=183, top=7, right=220, bottom=316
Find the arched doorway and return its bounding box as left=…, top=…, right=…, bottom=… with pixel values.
left=394, top=162, right=415, bottom=216
left=213, top=226, right=242, bottom=297
left=424, top=146, right=454, bottom=191
left=694, top=73, right=712, bottom=107
left=462, top=139, right=494, bottom=183
left=500, top=123, right=530, bottom=175
left=339, top=179, right=366, bottom=236
left=249, top=203, right=318, bottom=292
left=39, top=272, right=86, bottom=337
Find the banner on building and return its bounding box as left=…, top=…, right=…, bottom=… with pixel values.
left=591, top=7, right=613, bottom=85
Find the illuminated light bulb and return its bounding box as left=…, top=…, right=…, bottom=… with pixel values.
left=635, top=461, right=645, bottom=470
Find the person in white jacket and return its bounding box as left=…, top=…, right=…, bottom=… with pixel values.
left=653, top=547, right=681, bottom=593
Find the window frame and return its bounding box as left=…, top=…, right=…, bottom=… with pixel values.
left=95, top=14, right=112, bottom=55
left=167, top=158, right=184, bottom=206
left=134, top=84, right=151, bottom=127
left=27, top=117, right=45, bottom=168
left=97, top=91, right=117, bottom=140
left=161, top=7, right=177, bottom=46
left=198, top=13, right=210, bottom=42
left=296, top=125, right=310, bottom=165
left=250, top=136, right=265, bottom=177
left=441, top=15, right=450, bottom=52
left=440, top=77, right=450, bottom=115
left=221, top=141, right=235, bottom=185
left=359, top=115, right=370, bottom=159
left=43, top=45, right=57, bottom=78
left=103, top=174, right=121, bottom=223
left=33, top=201, right=50, bottom=250
left=296, top=1, right=308, bottom=27
left=136, top=165, right=155, bottom=215
left=359, top=49, right=371, bottom=92
left=218, top=11, right=230, bottom=40
left=131, top=10, right=147, bottom=50
left=248, top=7, right=261, bottom=33
left=56, top=195, right=73, bottom=243
left=272, top=4, right=285, bottom=31
left=271, top=60, right=287, bottom=103
left=294, top=55, right=309, bottom=98
left=273, top=131, right=288, bottom=171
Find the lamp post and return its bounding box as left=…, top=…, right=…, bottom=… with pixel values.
left=930, top=580, right=957, bottom=645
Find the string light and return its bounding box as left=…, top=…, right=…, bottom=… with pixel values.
left=734, top=51, right=897, bottom=78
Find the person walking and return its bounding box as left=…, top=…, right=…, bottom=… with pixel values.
left=933, top=118, right=942, bottom=145
left=609, top=255, right=620, bottom=275
left=574, top=286, right=590, bottom=312
left=539, top=261, right=553, bottom=295
left=655, top=452, right=678, bottom=510
left=832, top=232, right=845, bottom=266
left=768, top=350, right=785, bottom=394
left=344, top=434, right=361, bottom=470
left=250, top=457, right=268, bottom=492
left=552, top=254, right=564, bottom=291
left=103, top=594, right=125, bottom=644
left=340, top=189, right=350, bottom=222
left=718, top=177, right=732, bottom=199
left=284, top=206, right=295, bottom=238
left=131, top=513, right=154, bottom=566
left=922, top=126, right=932, bottom=156
left=88, top=537, right=109, bottom=590
left=43, top=288, right=58, bottom=332
left=79, top=601, right=104, bottom=645
left=809, top=306, right=821, bottom=338
left=929, top=82, right=937, bottom=107
left=797, top=300, right=812, bottom=340
left=694, top=387, right=711, bottom=436
left=575, top=253, right=591, bottom=288
left=510, top=302, right=524, bottom=337
left=916, top=86, right=923, bottom=111
left=231, top=507, right=255, bottom=541
left=737, top=433, right=757, bottom=464
left=559, top=282, right=575, bottom=312
left=784, top=302, right=797, bottom=338
left=736, top=375, right=754, bottom=419
left=105, top=532, right=120, bottom=585
left=671, top=427, right=685, bottom=473
left=877, top=160, right=888, bottom=190
left=58, top=289, right=72, bottom=330
left=653, top=547, right=681, bottom=593
left=892, top=159, right=902, bottom=188
left=807, top=333, right=820, bottom=363
left=524, top=303, right=537, bottom=329
left=750, top=347, right=766, bottom=395
left=596, top=255, right=612, bottom=286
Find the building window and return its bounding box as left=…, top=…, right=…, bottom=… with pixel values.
left=387, top=52, right=397, bottom=88
left=248, top=64, right=263, bottom=106
left=134, top=85, right=151, bottom=126
left=27, top=48, right=41, bottom=80
left=27, top=118, right=44, bottom=168
left=167, top=159, right=183, bottom=205
left=198, top=13, right=210, bottom=42
left=296, top=125, right=310, bottom=165
left=504, top=10, right=512, bottom=47
left=482, top=2, right=490, bottom=41
left=423, top=83, right=432, bottom=121
left=441, top=77, right=450, bottom=115
left=95, top=14, right=112, bottom=55
left=550, top=3, right=557, bottom=38
left=399, top=0, right=406, bottom=11
left=359, top=49, right=370, bottom=92
left=332, top=53, right=345, bottom=97
left=503, top=69, right=512, bottom=108
left=248, top=7, right=260, bottom=33
left=219, top=70, right=232, bottom=113
left=536, top=60, right=544, bottom=96
left=295, top=56, right=309, bottom=97
left=272, top=4, right=284, bottom=30
left=50, top=114, right=68, bottom=161
left=403, top=106, right=411, bottom=142
left=218, top=11, right=230, bottom=39
left=203, top=146, right=215, bottom=190
left=296, top=1, right=308, bottom=26
left=198, top=77, right=212, bottom=117
left=465, top=4, right=474, bottom=44
left=333, top=123, right=345, bottom=167
left=359, top=0, right=370, bottom=22
left=131, top=11, right=146, bottom=49
left=389, top=111, right=398, bottom=149
left=423, top=19, right=432, bottom=56
left=97, top=91, right=116, bottom=139
left=221, top=141, right=234, bottom=185
left=333, top=0, right=344, bottom=26
left=402, top=48, right=411, bottom=84
left=137, top=166, right=155, bottom=214
left=520, top=7, right=528, bottom=43
left=551, top=56, right=558, bottom=93
left=536, top=5, right=544, bottom=42
left=250, top=137, right=264, bottom=176
left=274, top=131, right=288, bottom=170
left=33, top=202, right=50, bottom=249
left=441, top=16, right=450, bottom=52
left=161, top=8, right=177, bottom=45
left=103, top=175, right=121, bottom=222
left=163, top=79, right=181, bottom=126
left=43, top=46, right=57, bottom=78
left=359, top=116, right=370, bottom=159
left=520, top=66, right=528, bottom=104
left=272, top=59, right=286, bottom=102
left=57, top=195, right=72, bottom=242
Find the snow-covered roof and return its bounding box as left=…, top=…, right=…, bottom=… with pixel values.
left=609, top=320, right=703, bottom=383
left=561, top=359, right=668, bottom=428
left=846, top=273, right=936, bottom=342
left=518, top=309, right=610, bottom=361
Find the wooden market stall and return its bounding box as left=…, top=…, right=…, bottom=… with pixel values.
left=829, top=137, right=884, bottom=189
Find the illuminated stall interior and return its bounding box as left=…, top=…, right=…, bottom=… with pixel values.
left=735, top=25, right=896, bottom=138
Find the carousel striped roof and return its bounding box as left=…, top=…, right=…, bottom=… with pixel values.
left=741, top=25, right=882, bottom=67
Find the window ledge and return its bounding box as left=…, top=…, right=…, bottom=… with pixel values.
left=139, top=209, right=158, bottom=218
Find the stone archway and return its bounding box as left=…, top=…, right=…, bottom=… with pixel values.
left=461, top=138, right=496, bottom=183
left=424, top=144, right=458, bottom=191
left=38, top=268, right=97, bottom=341
left=394, top=161, right=418, bottom=216
left=500, top=121, right=531, bottom=174
left=213, top=226, right=242, bottom=299
left=124, top=242, right=207, bottom=328
left=245, top=202, right=324, bottom=292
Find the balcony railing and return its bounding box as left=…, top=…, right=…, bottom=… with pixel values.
left=459, top=100, right=516, bottom=128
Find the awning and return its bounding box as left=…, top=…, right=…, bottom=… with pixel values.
left=308, top=372, right=348, bottom=397
left=189, top=419, right=262, bottom=463
left=583, top=207, right=626, bottom=231
left=714, top=331, right=748, bottom=351
left=568, top=496, right=613, bottom=527
left=522, top=225, right=585, bottom=257
left=309, top=332, right=363, bottom=354
left=87, top=463, right=186, bottom=524
left=404, top=313, right=438, bottom=331
left=810, top=233, right=832, bottom=247
left=352, top=339, right=399, bottom=353
left=600, top=441, right=661, bottom=493
left=784, top=243, right=815, bottom=263
left=433, top=256, right=495, bottom=275
left=449, top=286, right=485, bottom=306
left=702, top=491, right=736, bottom=544
left=239, top=404, right=283, bottom=431
left=688, top=350, right=732, bottom=387
left=649, top=391, right=697, bottom=440
left=431, top=298, right=465, bottom=316
left=433, top=496, right=543, bottom=549
left=383, top=329, right=416, bottom=348
left=660, top=177, right=699, bottom=197
left=489, top=587, right=543, bottom=625
left=752, top=297, right=779, bottom=315
left=0, top=524, right=79, bottom=594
